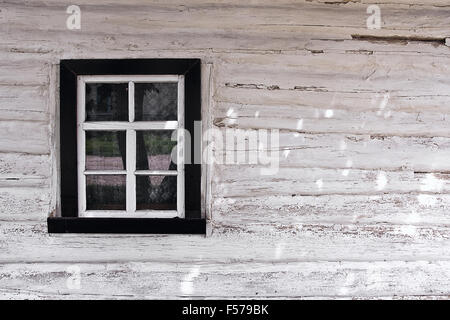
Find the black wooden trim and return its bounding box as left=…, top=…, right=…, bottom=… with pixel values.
left=60, top=59, right=200, bottom=76
left=58, top=59, right=202, bottom=231
left=184, top=60, right=202, bottom=218
left=60, top=63, right=78, bottom=217
left=48, top=217, right=206, bottom=234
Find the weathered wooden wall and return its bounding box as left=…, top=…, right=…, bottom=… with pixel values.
left=1, top=0, right=450, bottom=299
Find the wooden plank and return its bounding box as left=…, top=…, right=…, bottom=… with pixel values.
left=4, top=0, right=450, bottom=6
left=215, top=53, right=450, bottom=95
left=2, top=1, right=449, bottom=38
left=212, top=193, right=450, bottom=227
left=0, top=176, right=48, bottom=188
left=0, top=260, right=449, bottom=298
left=2, top=221, right=450, bottom=263
left=0, top=85, right=48, bottom=114
left=212, top=167, right=450, bottom=197
left=0, top=110, right=48, bottom=122
left=0, top=188, right=50, bottom=220
left=306, top=38, right=450, bottom=56
left=2, top=1, right=450, bottom=55
left=215, top=86, right=450, bottom=115
left=214, top=102, right=450, bottom=137
left=0, top=290, right=447, bottom=300
left=0, top=153, right=51, bottom=177
left=215, top=131, right=450, bottom=172
left=0, top=148, right=51, bottom=220
left=0, top=120, right=49, bottom=154
left=0, top=59, right=49, bottom=86
left=302, top=0, right=450, bottom=4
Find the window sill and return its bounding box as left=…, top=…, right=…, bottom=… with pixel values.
left=47, top=217, right=206, bottom=234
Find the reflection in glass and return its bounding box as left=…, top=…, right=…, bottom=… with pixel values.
left=85, top=131, right=126, bottom=170
left=134, top=83, right=177, bottom=121
left=136, top=130, right=177, bottom=171
left=86, top=175, right=126, bottom=210
left=86, top=83, right=128, bottom=121
left=136, top=175, right=177, bottom=210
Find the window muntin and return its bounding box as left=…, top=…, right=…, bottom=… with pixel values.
left=77, top=75, right=185, bottom=218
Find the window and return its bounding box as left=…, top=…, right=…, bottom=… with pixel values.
left=48, top=59, right=204, bottom=234
left=79, top=75, right=183, bottom=218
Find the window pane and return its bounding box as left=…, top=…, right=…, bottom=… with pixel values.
left=136, top=130, right=177, bottom=171
left=86, top=175, right=126, bottom=210
left=86, top=83, right=128, bottom=121
left=85, top=131, right=126, bottom=170
left=134, top=83, right=177, bottom=121
left=136, top=175, right=177, bottom=210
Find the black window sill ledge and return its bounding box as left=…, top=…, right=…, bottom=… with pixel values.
left=47, top=217, right=206, bottom=234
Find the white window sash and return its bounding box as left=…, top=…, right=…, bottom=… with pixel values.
left=82, top=75, right=179, bottom=83
left=82, top=121, right=178, bottom=130
left=77, top=75, right=184, bottom=218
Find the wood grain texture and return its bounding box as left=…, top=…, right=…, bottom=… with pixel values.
left=0, top=0, right=450, bottom=299
left=1, top=260, right=450, bottom=299
left=213, top=167, right=450, bottom=195
left=215, top=132, right=450, bottom=172
left=2, top=221, right=450, bottom=263
left=212, top=193, right=450, bottom=228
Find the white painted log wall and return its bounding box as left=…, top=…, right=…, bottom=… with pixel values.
left=0, top=0, right=450, bottom=299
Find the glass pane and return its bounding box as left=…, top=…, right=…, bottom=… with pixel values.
left=86, top=83, right=128, bottom=121
left=136, top=175, right=177, bottom=210
left=86, top=175, right=126, bottom=210
left=136, top=130, right=177, bottom=170
left=85, top=131, right=126, bottom=170
left=134, top=83, right=177, bottom=121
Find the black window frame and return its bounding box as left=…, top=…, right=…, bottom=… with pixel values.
left=47, top=59, right=205, bottom=234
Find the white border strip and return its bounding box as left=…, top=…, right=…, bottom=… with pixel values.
left=82, top=75, right=179, bottom=83
left=126, top=129, right=136, bottom=213
left=135, top=170, right=177, bottom=176
left=84, top=170, right=126, bottom=175
left=82, top=121, right=178, bottom=130
left=82, top=210, right=178, bottom=218
left=177, top=75, right=185, bottom=218
left=77, top=76, right=86, bottom=214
